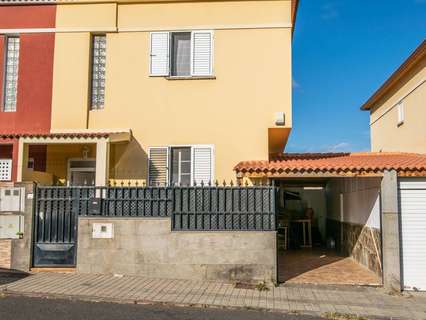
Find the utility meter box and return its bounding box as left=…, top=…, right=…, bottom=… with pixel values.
left=92, top=223, right=113, bottom=239
left=0, top=214, right=24, bottom=239
left=0, top=187, right=25, bottom=212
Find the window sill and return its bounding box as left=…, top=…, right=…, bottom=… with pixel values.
left=165, top=76, right=216, bottom=81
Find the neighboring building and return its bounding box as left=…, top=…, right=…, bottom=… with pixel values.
left=361, top=40, right=426, bottom=153
left=0, top=0, right=298, bottom=186
left=0, top=3, right=56, bottom=182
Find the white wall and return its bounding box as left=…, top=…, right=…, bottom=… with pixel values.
left=326, top=177, right=381, bottom=229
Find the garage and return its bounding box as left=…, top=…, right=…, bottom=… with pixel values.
left=398, top=178, right=426, bottom=291
left=235, top=152, right=426, bottom=291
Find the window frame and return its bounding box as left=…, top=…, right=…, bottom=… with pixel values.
left=2, top=35, right=20, bottom=112
left=149, top=30, right=214, bottom=78
left=397, top=102, right=404, bottom=126
left=148, top=144, right=214, bottom=187
left=89, top=34, right=107, bottom=111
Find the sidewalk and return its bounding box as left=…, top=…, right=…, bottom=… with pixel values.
left=1, top=272, right=425, bottom=320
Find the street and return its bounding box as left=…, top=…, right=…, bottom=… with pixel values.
left=0, top=295, right=323, bottom=320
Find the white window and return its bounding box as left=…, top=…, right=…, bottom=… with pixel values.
left=397, top=102, right=404, bottom=126
left=150, top=31, right=213, bottom=77
left=0, top=159, right=12, bottom=181
left=148, top=145, right=214, bottom=186
left=90, top=35, right=106, bottom=110
left=3, top=36, right=20, bottom=112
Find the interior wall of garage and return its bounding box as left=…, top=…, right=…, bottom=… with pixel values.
left=326, top=177, right=383, bottom=278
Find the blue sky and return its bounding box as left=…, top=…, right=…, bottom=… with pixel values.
left=287, top=0, right=426, bottom=153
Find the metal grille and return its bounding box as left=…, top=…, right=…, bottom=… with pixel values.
left=171, top=185, right=277, bottom=231
left=90, top=35, right=106, bottom=109
left=0, top=159, right=12, bottom=181
left=3, top=37, right=20, bottom=112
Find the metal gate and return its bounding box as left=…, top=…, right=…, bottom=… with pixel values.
left=32, top=187, right=94, bottom=267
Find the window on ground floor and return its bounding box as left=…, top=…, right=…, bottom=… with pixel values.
left=148, top=145, right=214, bottom=186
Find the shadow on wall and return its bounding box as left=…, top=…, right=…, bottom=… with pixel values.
left=110, top=138, right=148, bottom=183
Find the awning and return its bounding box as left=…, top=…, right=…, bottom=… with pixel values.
left=0, top=129, right=132, bottom=143
left=235, top=152, right=426, bottom=178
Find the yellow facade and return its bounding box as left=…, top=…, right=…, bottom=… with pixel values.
left=369, top=57, right=426, bottom=153
left=50, top=0, right=294, bottom=184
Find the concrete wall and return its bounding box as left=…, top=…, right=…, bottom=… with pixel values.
left=77, top=217, right=277, bottom=283
left=326, top=177, right=382, bottom=278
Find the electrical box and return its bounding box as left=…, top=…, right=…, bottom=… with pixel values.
left=88, top=198, right=103, bottom=215
left=92, top=223, right=113, bottom=239
left=0, top=214, right=24, bottom=239
left=0, top=187, right=25, bottom=212
left=274, top=112, right=285, bottom=126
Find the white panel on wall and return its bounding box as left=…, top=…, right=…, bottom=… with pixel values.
left=399, top=178, right=426, bottom=291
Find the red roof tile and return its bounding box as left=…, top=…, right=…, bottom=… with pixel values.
left=0, top=132, right=125, bottom=139
left=234, top=152, right=426, bottom=176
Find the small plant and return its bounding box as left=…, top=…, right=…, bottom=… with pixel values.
left=255, top=281, right=269, bottom=292
left=16, top=232, right=24, bottom=239
left=322, top=312, right=368, bottom=320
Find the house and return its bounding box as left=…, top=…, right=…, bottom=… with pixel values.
left=0, top=0, right=298, bottom=285
left=0, top=0, right=298, bottom=187
left=361, top=40, right=426, bottom=153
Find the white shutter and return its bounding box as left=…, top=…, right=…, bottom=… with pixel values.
left=191, top=31, right=213, bottom=76
left=192, top=146, right=214, bottom=185
left=399, top=178, right=426, bottom=291
left=148, top=147, right=169, bottom=186
left=0, top=159, right=12, bottom=181
left=150, top=32, right=170, bottom=76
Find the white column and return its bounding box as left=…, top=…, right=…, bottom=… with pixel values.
left=16, top=139, right=29, bottom=182
left=95, top=138, right=110, bottom=186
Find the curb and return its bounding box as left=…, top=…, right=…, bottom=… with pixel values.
left=0, top=288, right=397, bottom=320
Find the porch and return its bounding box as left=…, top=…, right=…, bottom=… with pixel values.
left=13, top=130, right=131, bottom=186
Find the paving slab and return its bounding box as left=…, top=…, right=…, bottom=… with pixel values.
left=1, top=272, right=426, bottom=320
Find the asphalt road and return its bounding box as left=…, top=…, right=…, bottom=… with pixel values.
left=0, top=295, right=324, bottom=320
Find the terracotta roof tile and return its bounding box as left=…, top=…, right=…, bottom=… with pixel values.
left=234, top=152, right=426, bottom=176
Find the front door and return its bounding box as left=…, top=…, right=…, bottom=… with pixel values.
left=68, top=159, right=96, bottom=186
left=70, top=171, right=95, bottom=186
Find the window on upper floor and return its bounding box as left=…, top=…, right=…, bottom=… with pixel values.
left=3, top=36, right=20, bottom=112
left=397, top=102, right=404, bottom=126
left=148, top=145, right=214, bottom=186
left=90, top=35, right=106, bottom=110
left=150, top=31, right=213, bottom=78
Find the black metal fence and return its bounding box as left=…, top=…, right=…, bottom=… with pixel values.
left=35, top=184, right=277, bottom=231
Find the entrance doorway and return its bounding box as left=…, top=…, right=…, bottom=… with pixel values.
left=274, top=178, right=382, bottom=286
left=68, top=159, right=96, bottom=186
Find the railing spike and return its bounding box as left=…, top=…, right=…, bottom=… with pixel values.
left=201, top=180, right=204, bottom=187
left=222, top=180, right=226, bottom=187
left=135, top=180, right=139, bottom=187
left=215, top=180, right=219, bottom=187
left=208, top=180, right=211, bottom=187
left=230, top=180, right=234, bottom=187
left=245, top=180, right=249, bottom=187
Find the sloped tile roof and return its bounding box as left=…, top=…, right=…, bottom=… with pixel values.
left=234, top=152, right=426, bottom=176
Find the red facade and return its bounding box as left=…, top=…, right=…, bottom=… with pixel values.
left=0, top=5, right=56, bottom=181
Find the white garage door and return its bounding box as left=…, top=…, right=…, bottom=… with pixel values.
left=399, top=179, right=426, bottom=291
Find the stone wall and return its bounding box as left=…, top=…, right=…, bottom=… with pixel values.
left=0, top=240, right=12, bottom=269
left=77, top=217, right=277, bottom=284
left=327, top=218, right=382, bottom=278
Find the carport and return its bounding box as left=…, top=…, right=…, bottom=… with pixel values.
left=235, top=152, right=426, bottom=291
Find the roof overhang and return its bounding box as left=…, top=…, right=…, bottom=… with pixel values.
left=0, top=129, right=132, bottom=144
left=235, top=152, right=426, bottom=178
left=361, top=40, right=426, bottom=111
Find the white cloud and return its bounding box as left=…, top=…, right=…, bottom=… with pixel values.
left=326, top=142, right=350, bottom=152
left=292, top=79, right=301, bottom=89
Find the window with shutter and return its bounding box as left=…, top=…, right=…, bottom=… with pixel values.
left=192, top=146, right=214, bottom=185
left=191, top=31, right=213, bottom=76
left=148, top=147, right=169, bottom=186
left=150, top=32, right=170, bottom=76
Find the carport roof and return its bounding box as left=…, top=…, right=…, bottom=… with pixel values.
left=234, top=152, right=426, bottom=177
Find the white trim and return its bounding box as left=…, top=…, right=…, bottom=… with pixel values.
left=0, top=23, right=291, bottom=35
left=370, top=78, right=425, bottom=126
left=120, top=22, right=292, bottom=33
